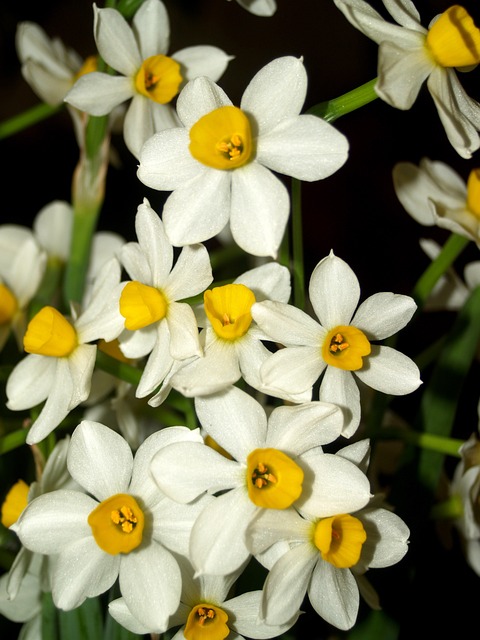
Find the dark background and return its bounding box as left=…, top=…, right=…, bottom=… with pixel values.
left=0, top=1, right=479, bottom=638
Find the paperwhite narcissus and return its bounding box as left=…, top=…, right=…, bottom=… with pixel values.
left=393, top=158, right=480, bottom=245
left=5, top=257, right=123, bottom=445
left=251, top=251, right=422, bottom=437
left=333, top=0, right=480, bottom=158
left=64, top=0, right=233, bottom=158
left=108, top=555, right=299, bottom=637
left=14, top=421, right=211, bottom=631
left=99, top=198, right=213, bottom=403
left=166, top=261, right=311, bottom=404
left=150, top=385, right=371, bottom=576
left=137, top=55, right=349, bottom=257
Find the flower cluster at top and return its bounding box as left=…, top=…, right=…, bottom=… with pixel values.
left=1, top=1, right=480, bottom=639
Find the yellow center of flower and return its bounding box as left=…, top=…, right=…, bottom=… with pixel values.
left=134, top=54, right=183, bottom=104
left=1, top=479, right=29, bottom=528
left=23, top=306, right=78, bottom=357
left=88, top=493, right=145, bottom=555
left=184, top=603, right=229, bottom=640
left=204, top=283, right=256, bottom=341
left=246, top=448, right=304, bottom=509
left=74, top=54, right=98, bottom=80
left=322, top=325, right=371, bottom=371
left=467, top=168, right=480, bottom=218
left=426, top=5, right=480, bottom=67
left=119, top=281, right=169, bottom=330
left=189, top=106, right=254, bottom=170
left=313, top=514, right=367, bottom=569
left=0, top=283, right=18, bottom=325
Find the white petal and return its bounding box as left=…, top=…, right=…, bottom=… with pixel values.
left=167, top=302, right=202, bottom=360
left=162, top=170, right=232, bottom=245
left=309, top=252, right=360, bottom=327
left=361, top=508, right=410, bottom=568
left=352, top=292, right=416, bottom=339
left=235, top=262, right=291, bottom=303
left=309, top=560, right=359, bottom=630
left=241, top=57, right=307, bottom=134
left=151, top=495, right=212, bottom=555
left=120, top=541, right=181, bottom=631
left=267, top=401, right=344, bottom=451
left=173, top=45, right=233, bottom=83
left=257, top=115, right=349, bottom=181
left=261, top=543, right=316, bottom=625
left=230, top=163, right=290, bottom=258
left=252, top=300, right=324, bottom=346
left=260, top=345, right=323, bottom=396
left=164, top=244, right=213, bottom=301
left=228, top=590, right=299, bottom=638
left=195, top=385, right=267, bottom=460
left=0, top=567, right=41, bottom=623
left=134, top=0, right=170, bottom=58
left=137, top=128, right=201, bottom=191
left=236, top=0, right=277, bottom=16
left=189, top=490, right=255, bottom=575
left=52, top=536, right=119, bottom=610
left=65, top=72, right=134, bottom=116
left=108, top=598, right=152, bottom=635
left=136, top=322, right=173, bottom=397
left=176, top=76, right=231, bottom=128
left=16, top=490, right=96, bottom=554
left=94, top=4, right=141, bottom=75
left=151, top=440, right=241, bottom=501
left=68, top=420, right=133, bottom=500
left=355, top=344, right=422, bottom=395
left=123, top=95, right=154, bottom=159
left=119, top=324, right=157, bottom=358
left=135, top=200, right=173, bottom=286
left=33, top=200, right=72, bottom=260
left=6, top=354, right=54, bottom=410
left=319, top=366, right=361, bottom=438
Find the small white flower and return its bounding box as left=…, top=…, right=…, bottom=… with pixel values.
left=334, top=0, right=480, bottom=158
left=109, top=555, right=298, bottom=637
left=15, top=421, right=209, bottom=630
left=151, top=385, right=371, bottom=576
left=252, top=251, right=422, bottom=437
left=393, top=157, right=480, bottom=245
left=137, top=55, right=349, bottom=257
left=166, top=261, right=310, bottom=403
left=64, top=0, right=233, bottom=158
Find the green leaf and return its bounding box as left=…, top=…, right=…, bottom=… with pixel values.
left=58, top=596, right=103, bottom=640
left=42, top=592, right=59, bottom=640
left=347, top=609, right=399, bottom=640
left=416, top=284, right=480, bottom=492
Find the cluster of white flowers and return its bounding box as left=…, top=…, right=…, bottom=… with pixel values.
left=2, top=0, right=480, bottom=638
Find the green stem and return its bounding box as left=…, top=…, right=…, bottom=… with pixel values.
left=291, top=178, right=305, bottom=310
left=430, top=494, right=463, bottom=520
left=411, top=232, right=469, bottom=311
left=308, top=78, right=378, bottom=123
left=0, top=103, right=61, bottom=140
left=378, top=428, right=463, bottom=458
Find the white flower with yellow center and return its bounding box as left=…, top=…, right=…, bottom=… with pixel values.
left=64, top=0, right=233, bottom=158
left=137, top=55, right=349, bottom=257
left=103, top=199, right=212, bottom=401
left=334, top=0, right=480, bottom=158
left=5, top=256, right=123, bottom=445
left=150, top=385, right=371, bottom=576
left=108, top=555, right=298, bottom=638
left=14, top=421, right=209, bottom=630
left=165, top=261, right=309, bottom=404
left=393, top=157, right=480, bottom=245
left=252, top=251, right=422, bottom=437
left=247, top=496, right=410, bottom=630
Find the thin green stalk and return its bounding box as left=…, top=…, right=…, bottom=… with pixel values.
left=411, top=232, right=469, bottom=311
left=0, top=103, right=61, bottom=140
left=378, top=427, right=463, bottom=458
left=291, top=178, right=305, bottom=310
left=308, top=78, right=378, bottom=123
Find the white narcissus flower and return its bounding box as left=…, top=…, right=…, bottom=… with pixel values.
left=251, top=251, right=422, bottom=437
left=96, top=198, right=213, bottom=403
left=108, top=555, right=298, bottom=637
left=166, top=261, right=311, bottom=404
left=333, top=0, right=480, bottom=158
left=151, top=384, right=371, bottom=576
left=246, top=497, right=410, bottom=630
left=5, top=257, right=124, bottom=445
left=15, top=421, right=210, bottom=631
left=64, top=0, right=233, bottom=158
left=137, top=56, right=349, bottom=257
left=393, top=158, right=480, bottom=245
